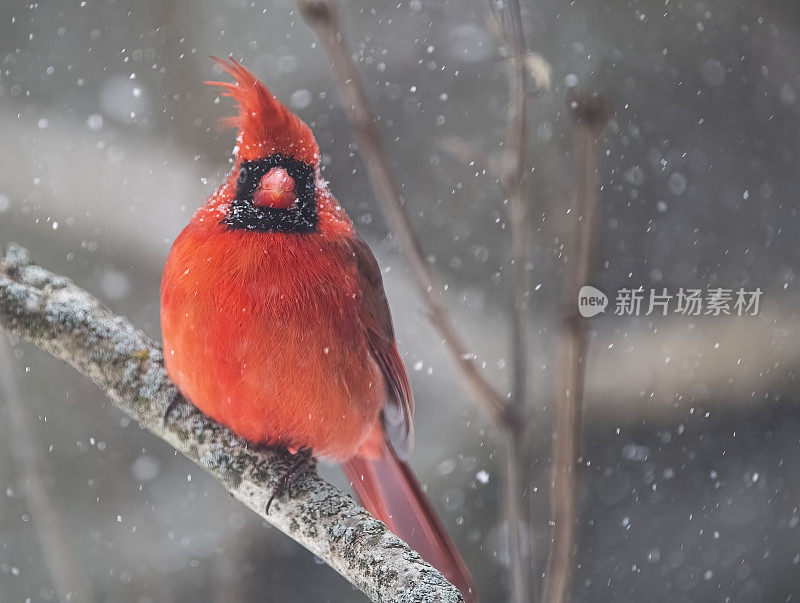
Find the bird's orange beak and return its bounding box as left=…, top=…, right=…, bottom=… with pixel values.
left=253, top=168, right=296, bottom=209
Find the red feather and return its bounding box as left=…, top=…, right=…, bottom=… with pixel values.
left=344, top=438, right=477, bottom=601
left=207, top=57, right=319, bottom=166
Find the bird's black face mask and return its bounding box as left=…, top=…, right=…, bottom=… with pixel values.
left=224, top=153, right=317, bottom=234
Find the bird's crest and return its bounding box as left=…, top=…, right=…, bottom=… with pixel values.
left=207, top=57, right=319, bottom=166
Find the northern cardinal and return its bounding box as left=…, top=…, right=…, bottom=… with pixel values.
left=160, top=58, right=476, bottom=600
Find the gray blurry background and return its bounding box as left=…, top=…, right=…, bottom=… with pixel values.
left=2, top=0, right=800, bottom=601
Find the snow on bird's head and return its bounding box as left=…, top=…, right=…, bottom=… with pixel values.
left=207, top=57, right=320, bottom=166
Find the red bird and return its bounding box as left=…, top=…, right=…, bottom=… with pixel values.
left=160, top=58, right=476, bottom=600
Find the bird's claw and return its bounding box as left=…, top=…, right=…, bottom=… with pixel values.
left=266, top=448, right=314, bottom=513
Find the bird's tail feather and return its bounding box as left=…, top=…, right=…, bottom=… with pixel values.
left=343, top=438, right=477, bottom=602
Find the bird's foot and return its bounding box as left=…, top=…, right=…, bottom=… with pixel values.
left=266, top=447, right=314, bottom=513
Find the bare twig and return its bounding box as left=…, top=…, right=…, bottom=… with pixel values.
left=543, top=92, right=611, bottom=603
left=501, top=427, right=531, bottom=603
left=296, top=0, right=510, bottom=427
left=489, top=0, right=531, bottom=425
left=0, top=243, right=463, bottom=603
left=486, top=2, right=535, bottom=602
left=0, top=336, right=92, bottom=602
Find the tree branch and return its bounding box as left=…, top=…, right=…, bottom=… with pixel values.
left=489, top=0, right=531, bottom=426
left=485, top=2, right=535, bottom=601
left=297, top=0, right=510, bottom=427
left=543, top=92, right=611, bottom=603
left=0, top=242, right=463, bottom=603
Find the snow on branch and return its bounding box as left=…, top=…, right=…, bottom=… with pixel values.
left=0, top=242, right=463, bottom=603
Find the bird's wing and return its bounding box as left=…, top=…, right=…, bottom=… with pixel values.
left=348, top=235, right=414, bottom=454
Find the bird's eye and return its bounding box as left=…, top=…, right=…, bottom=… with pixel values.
left=237, top=167, right=248, bottom=184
